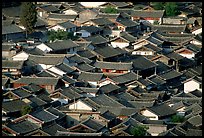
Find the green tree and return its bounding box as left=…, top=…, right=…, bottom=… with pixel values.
left=151, top=2, right=165, bottom=10
left=130, top=125, right=148, bottom=136
left=104, top=6, right=118, bottom=14
left=165, top=2, right=179, bottom=16
left=20, top=2, right=37, bottom=34
left=171, top=115, right=185, bottom=123
left=48, top=30, right=78, bottom=42
left=21, top=105, right=32, bottom=116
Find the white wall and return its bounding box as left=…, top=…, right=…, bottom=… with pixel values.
left=111, top=42, right=129, bottom=49
left=141, top=110, right=158, bottom=120
left=99, top=79, right=115, bottom=87
left=37, top=64, right=53, bottom=71
left=51, top=98, right=68, bottom=105
left=88, top=81, right=98, bottom=88
left=48, top=66, right=66, bottom=76
left=36, top=43, right=52, bottom=53
left=69, top=100, right=92, bottom=111
left=184, top=79, right=201, bottom=93
left=48, top=25, right=66, bottom=31
left=12, top=52, right=29, bottom=61
left=132, top=51, right=153, bottom=55
left=74, top=30, right=91, bottom=38
left=178, top=53, right=195, bottom=59
left=190, top=40, right=202, bottom=45
left=62, top=9, right=78, bottom=15
left=192, top=28, right=202, bottom=35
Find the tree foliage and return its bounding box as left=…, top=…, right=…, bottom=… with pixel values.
left=165, top=2, right=179, bottom=16
left=20, top=2, right=37, bottom=34
left=104, top=6, right=118, bottom=14
left=47, top=30, right=78, bottom=42
left=130, top=125, right=148, bottom=136
left=21, top=105, right=32, bottom=116
left=171, top=115, right=185, bottom=123
left=151, top=2, right=165, bottom=10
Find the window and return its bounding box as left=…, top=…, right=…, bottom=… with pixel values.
left=199, top=84, right=202, bottom=89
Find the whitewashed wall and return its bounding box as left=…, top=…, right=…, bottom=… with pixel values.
left=184, top=79, right=201, bottom=93
left=69, top=100, right=92, bottom=111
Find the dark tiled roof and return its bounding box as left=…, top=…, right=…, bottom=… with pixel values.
left=152, top=24, right=186, bottom=33
left=46, top=107, right=66, bottom=119
left=30, top=109, right=58, bottom=123
left=67, top=54, right=92, bottom=64
left=89, top=94, right=125, bottom=108
left=110, top=2, right=130, bottom=8
left=90, top=17, right=114, bottom=26
left=76, top=49, right=96, bottom=59
left=146, top=36, right=164, bottom=46
left=94, top=60, right=132, bottom=70
left=80, top=26, right=102, bottom=34
left=42, top=123, right=68, bottom=136
left=132, top=56, right=157, bottom=70
left=76, top=87, right=99, bottom=94
left=60, top=86, right=81, bottom=100
left=36, top=70, right=58, bottom=77
left=186, top=129, right=202, bottom=136
left=2, top=24, right=24, bottom=35
left=2, top=42, right=16, bottom=51
left=28, top=96, right=47, bottom=108
left=47, top=39, right=79, bottom=51
left=5, top=120, right=40, bottom=135
left=111, top=92, right=137, bottom=101
left=55, top=63, right=75, bottom=74
left=2, top=60, right=24, bottom=69
left=13, top=76, right=60, bottom=86
left=2, top=78, right=9, bottom=86
left=120, top=31, right=137, bottom=42
left=82, top=117, right=105, bottom=132
left=187, top=115, right=202, bottom=127
left=99, top=83, right=120, bottom=94
left=2, top=99, right=28, bottom=113
left=23, top=47, right=45, bottom=56
left=28, top=54, right=65, bottom=65
left=55, top=131, right=103, bottom=136
left=147, top=103, right=177, bottom=117
left=185, top=43, right=201, bottom=53
left=165, top=52, right=184, bottom=61
left=111, top=72, right=139, bottom=85
left=100, top=110, right=117, bottom=121
left=84, top=35, right=108, bottom=45
left=11, top=88, right=31, bottom=98
left=158, top=69, right=182, bottom=81
left=116, top=18, right=138, bottom=27
left=48, top=13, right=77, bottom=20
left=130, top=10, right=164, bottom=18
left=61, top=75, right=76, bottom=84
left=57, top=21, right=76, bottom=29
left=148, top=75, right=166, bottom=85
left=93, top=46, right=126, bottom=59
left=76, top=63, right=95, bottom=72
left=38, top=5, right=59, bottom=12
left=77, top=71, right=104, bottom=82
left=2, top=6, right=21, bottom=17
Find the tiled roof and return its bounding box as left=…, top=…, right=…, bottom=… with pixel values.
left=94, top=60, right=132, bottom=70
left=13, top=76, right=60, bottom=85
left=30, top=109, right=59, bottom=123
left=46, top=39, right=79, bottom=51
left=147, top=103, right=177, bottom=117
left=57, top=20, right=76, bottom=29
left=2, top=60, right=24, bottom=69
left=5, top=120, right=40, bottom=135
left=77, top=71, right=104, bottom=82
